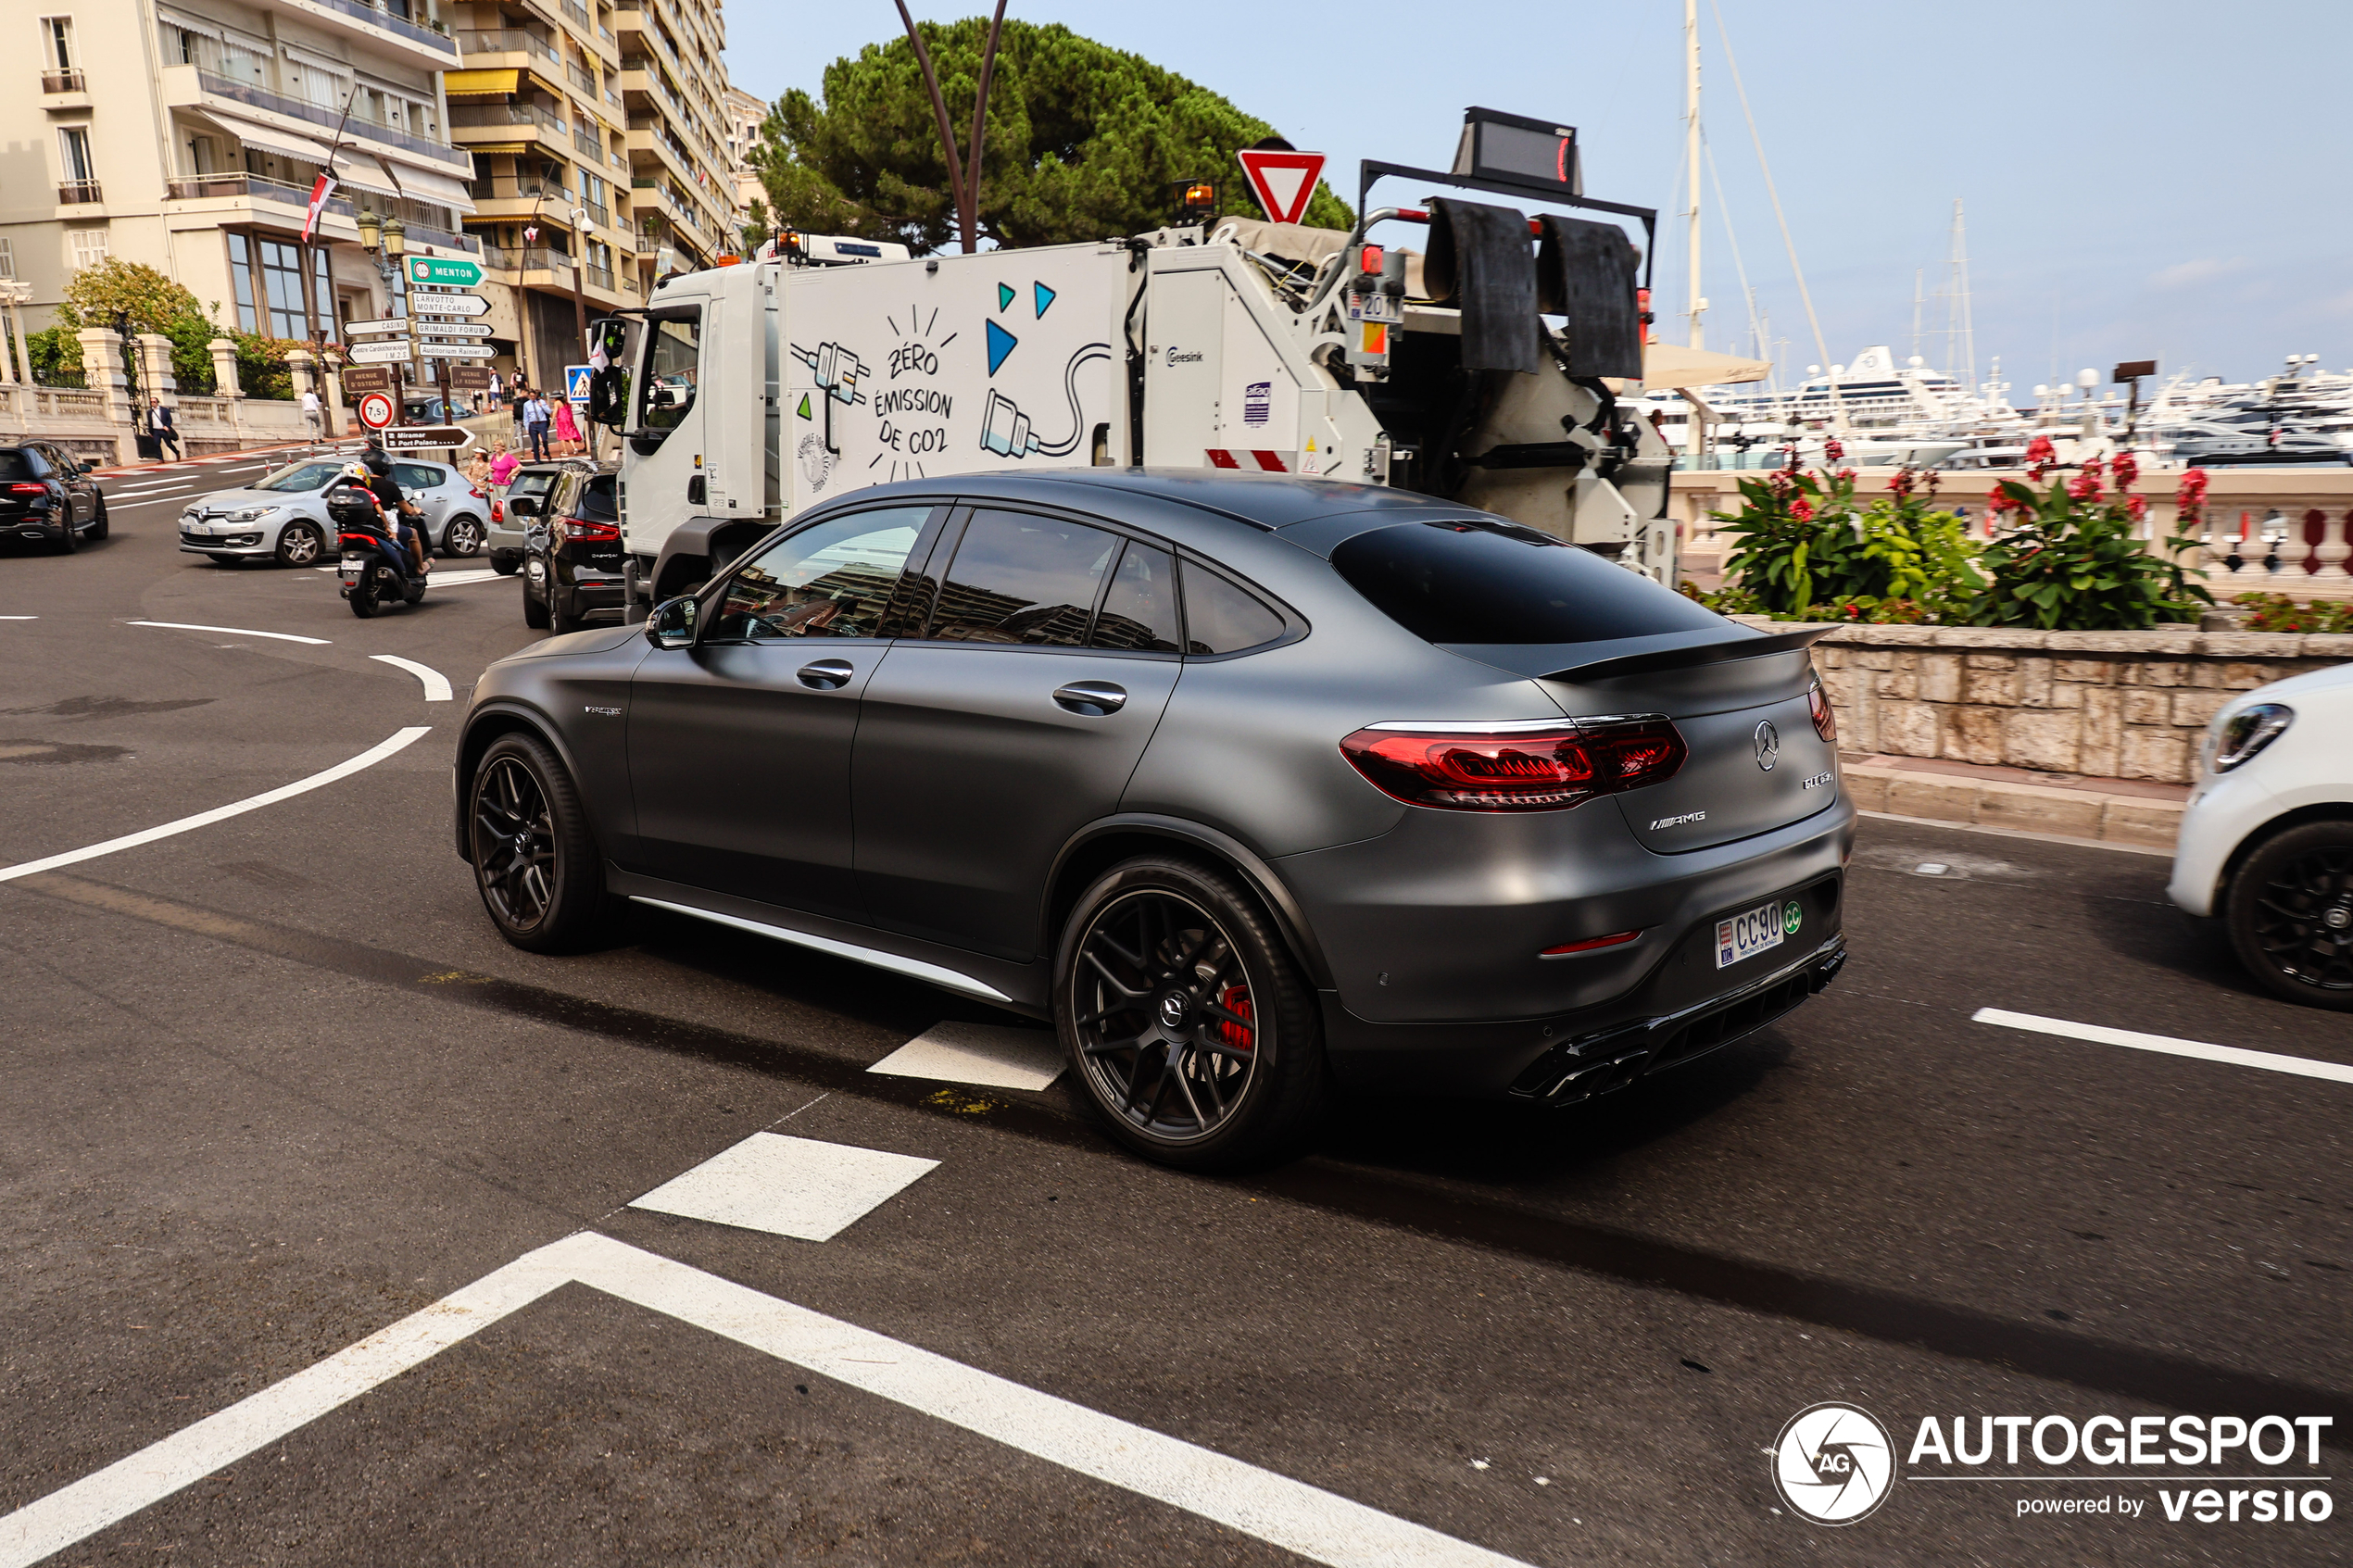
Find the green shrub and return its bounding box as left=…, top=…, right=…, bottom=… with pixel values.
left=2232, top=592, right=2353, bottom=634
left=1969, top=457, right=2209, bottom=630
left=1710, top=457, right=1981, bottom=621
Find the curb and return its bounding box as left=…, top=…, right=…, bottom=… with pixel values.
left=1843, top=758, right=2183, bottom=847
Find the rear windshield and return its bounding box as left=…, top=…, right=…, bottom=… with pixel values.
left=1329, top=519, right=1725, bottom=645
left=577, top=475, right=619, bottom=521
left=510, top=470, right=560, bottom=498
left=0, top=450, right=38, bottom=481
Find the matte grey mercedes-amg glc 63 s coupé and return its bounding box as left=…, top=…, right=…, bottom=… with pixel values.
left=456, top=470, right=1852, bottom=1169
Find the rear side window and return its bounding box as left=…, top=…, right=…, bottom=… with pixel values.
left=1089, top=543, right=1180, bottom=653
left=1330, top=519, right=1722, bottom=645
left=510, top=471, right=558, bottom=499
left=926, top=509, right=1119, bottom=646
left=578, top=475, right=619, bottom=521
left=394, top=464, right=441, bottom=491
left=1180, top=560, right=1284, bottom=655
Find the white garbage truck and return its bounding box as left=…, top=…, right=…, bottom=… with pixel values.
left=594, top=116, right=1678, bottom=613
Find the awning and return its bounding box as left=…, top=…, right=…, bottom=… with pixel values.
left=459, top=142, right=528, bottom=157
left=1641, top=343, right=1772, bottom=390
left=375, top=161, right=478, bottom=211
left=199, top=110, right=335, bottom=167
left=443, top=68, right=522, bottom=98
left=329, top=149, right=399, bottom=199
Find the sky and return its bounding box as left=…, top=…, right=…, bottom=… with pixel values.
left=724, top=0, right=2353, bottom=393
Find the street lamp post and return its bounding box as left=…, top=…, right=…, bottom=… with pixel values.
left=357, top=210, right=418, bottom=424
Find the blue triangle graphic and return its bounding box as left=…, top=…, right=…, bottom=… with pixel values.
left=996, top=282, right=1015, bottom=313
left=1033, top=281, right=1056, bottom=318
left=985, top=319, right=1018, bottom=376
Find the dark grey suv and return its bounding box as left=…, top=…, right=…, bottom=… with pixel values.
left=455, top=470, right=1852, bottom=1169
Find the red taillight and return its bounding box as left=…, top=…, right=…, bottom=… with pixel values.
left=491, top=499, right=504, bottom=523
left=1339, top=717, right=1686, bottom=812
left=337, top=533, right=377, bottom=548
left=1808, top=678, right=1837, bottom=742
left=1541, top=930, right=1643, bottom=959
left=567, top=520, right=620, bottom=542
left=7, top=483, right=45, bottom=495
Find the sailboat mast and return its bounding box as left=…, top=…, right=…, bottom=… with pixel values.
left=1683, top=0, right=1703, bottom=351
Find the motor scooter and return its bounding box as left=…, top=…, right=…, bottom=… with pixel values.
left=330, top=484, right=428, bottom=619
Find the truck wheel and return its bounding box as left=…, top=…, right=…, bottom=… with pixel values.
left=1055, top=855, right=1327, bottom=1173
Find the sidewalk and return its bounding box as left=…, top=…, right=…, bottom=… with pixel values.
left=90, top=436, right=346, bottom=479
left=1843, top=751, right=2187, bottom=848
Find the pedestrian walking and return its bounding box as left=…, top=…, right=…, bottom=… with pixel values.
left=148, top=397, right=182, bottom=460
left=552, top=393, right=581, bottom=456
left=509, top=381, right=530, bottom=449
left=301, top=386, right=323, bottom=440
left=523, top=391, right=552, bottom=461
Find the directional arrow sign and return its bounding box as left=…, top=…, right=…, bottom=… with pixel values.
left=409, top=291, right=490, bottom=317
left=344, top=317, right=410, bottom=336
left=412, top=321, right=495, bottom=339
left=405, top=256, right=484, bottom=288
left=1236, top=148, right=1326, bottom=227
left=379, top=424, right=474, bottom=451
left=346, top=339, right=416, bottom=363
left=417, top=342, right=496, bottom=359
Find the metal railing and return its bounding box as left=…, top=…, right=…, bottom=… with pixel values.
left=42, top=68, right=85, bottom=92
left=404, top=223, right=483, bottom=255
left=561, top=0, right=593, bottom=31
left=57, top=179, right=104, bottom=204
left=585, top=263, right=615, bottom=290
left=166, top=172, right=357, bottom=221
left=573, top=126, right=603, bottom=159
left=34, top=368, right=88, bottom=389
left=454, top=27, right=559, bottom=62
left=583, top=199, right=610, bottom=228
left=566, top=58, right=596, bottom=93
left=195, top=69, right=467, bottom=167
left=450, top=101, right=568, bottom=135
left=300, top=0, right=456, bottom=55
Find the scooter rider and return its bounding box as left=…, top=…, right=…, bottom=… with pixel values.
left=326, top=460, right=422, bottom=583
left=361, top=445, right=431, bottom=575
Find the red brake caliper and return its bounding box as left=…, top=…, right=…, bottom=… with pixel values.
left=1216, top=985, right=1254, bottom=1051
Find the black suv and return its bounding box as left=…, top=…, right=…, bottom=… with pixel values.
left=521, top=469, right=623, bottom=633
left=2, top=443, right=107, bottom=554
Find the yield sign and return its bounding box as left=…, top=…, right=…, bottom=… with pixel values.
left=1235, top=149, right=1325, bottom=227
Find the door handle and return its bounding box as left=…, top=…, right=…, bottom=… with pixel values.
left=797, top=659, right=854, bottom=689
left=1053, top=681, right=1127, bottom=715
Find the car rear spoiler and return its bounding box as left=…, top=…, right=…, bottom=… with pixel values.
left=1542, top=625, right=1834, bottom=685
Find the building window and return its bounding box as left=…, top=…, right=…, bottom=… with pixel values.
left=58, top=126, right=95, bottom=184
left=66, top=229, right=109, bottom=270
left=0, top=237, right=16, bottom=279
left=226, top=232, right=333, bottom=340
left=43, top=16, right=75, bottom=69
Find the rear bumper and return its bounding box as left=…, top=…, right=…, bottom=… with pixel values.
left=9, top=514, right=65, bottom=541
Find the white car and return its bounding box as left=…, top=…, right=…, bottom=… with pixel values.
left=179, top=457, right=490, bottom=567
left=2169, top=661, right=2353, bottom=1010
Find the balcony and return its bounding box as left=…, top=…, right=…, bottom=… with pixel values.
left=175, top=68, right=469, bottom=169
left=561, top=0, right=592, bottom=31
left=57, top=179, right=104, bottom=204
left=282, top=0, right=455, bottom=57
left=454, top=27, right=560, bottom=65
left=43, top=68, right=85, bottom=93
left=585, top=263, right=614, bottom=291
left=566, top=59, right=596, bottom=94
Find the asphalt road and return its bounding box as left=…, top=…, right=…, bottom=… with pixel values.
left=1, top=458, right=2346, bottom=1565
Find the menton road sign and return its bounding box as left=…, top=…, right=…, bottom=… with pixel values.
left=405, top=256, right=484, bottom=287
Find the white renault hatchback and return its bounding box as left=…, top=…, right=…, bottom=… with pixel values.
left=179, top=457, right=489, bottom=566
left=2170, top=661, right=2353, bottom=1010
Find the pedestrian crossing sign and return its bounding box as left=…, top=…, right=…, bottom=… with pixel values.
left=565, top=364, right=592, bottom=403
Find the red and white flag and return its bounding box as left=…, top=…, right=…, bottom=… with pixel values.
left=301, top=172, right=338, bottom=241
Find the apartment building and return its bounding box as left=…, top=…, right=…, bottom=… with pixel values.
left=722, top=82, right=762, bottom=231
left=3, top=0, right=474, bottom=367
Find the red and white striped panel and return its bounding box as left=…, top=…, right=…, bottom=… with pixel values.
left=1204, top=449, right=1292, bottom=472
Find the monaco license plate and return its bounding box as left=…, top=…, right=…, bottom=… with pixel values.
left=1716, top=897, right=1795, bottom=969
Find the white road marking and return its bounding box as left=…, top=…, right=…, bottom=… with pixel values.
left=127, top=621, right=329, bottom=646
left=368, top=654, right=453, bottom=702
left=629, top=1133, right=938, bottom=1241
left=1858, top=809, right=2175, bottom=859
left=0, top=616, right=36, bottom=621
left=870, top=1021, right=1064, bottom=1091
left=0, top=727, right=430, bottom=884
left=0, top=1232, right=1531, bottom=1568
left=1972, top=1009, right=2353, bottom=1086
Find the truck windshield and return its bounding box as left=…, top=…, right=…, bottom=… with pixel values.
left=637, top=310, right=699, bottom=433
left=1330, top=519, right=1724, bottom=646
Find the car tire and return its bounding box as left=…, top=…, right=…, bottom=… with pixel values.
left=1055, top=855, right=1327, bottom=1172
left=522, top=577, right=550, bottom=629
left=2224, top=820, right=2353, bottom=1010
left=549, top=586, right=585, bottom=634
left=50, top=510, right=78, bottom=555
left=444, top=515, right=484, bottom=557
left=468, top=732, right=614, bottom=954
left=276, top=520, right=324, bottom=567
left=491, top=551, right=520, bottom=576
left=87, top=496, right=108, bottom=541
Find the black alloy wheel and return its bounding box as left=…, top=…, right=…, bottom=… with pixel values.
left=445, top=515, right=484, bottom=557
left=2227, top=822, right=2353, bottom=1010
left=277, top=520, right=323, bottom=567
left=468, top=732, right=611, bottom=952
left=1058, top=856, right=1326, bottom=1172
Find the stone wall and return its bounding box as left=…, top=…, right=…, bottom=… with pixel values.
left=1758, top=622, right=2353, bottom=784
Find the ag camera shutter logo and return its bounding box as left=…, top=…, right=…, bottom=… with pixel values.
left=1771, top=1403, right=1896, bottom=1524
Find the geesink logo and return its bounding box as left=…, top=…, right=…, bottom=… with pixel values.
left=1771, top=1403, right=1896, bottom=1524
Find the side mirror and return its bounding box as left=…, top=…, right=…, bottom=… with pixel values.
left=648, top=595, right=697, bottom=649
left=77, top=460, right=95, bottom=474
